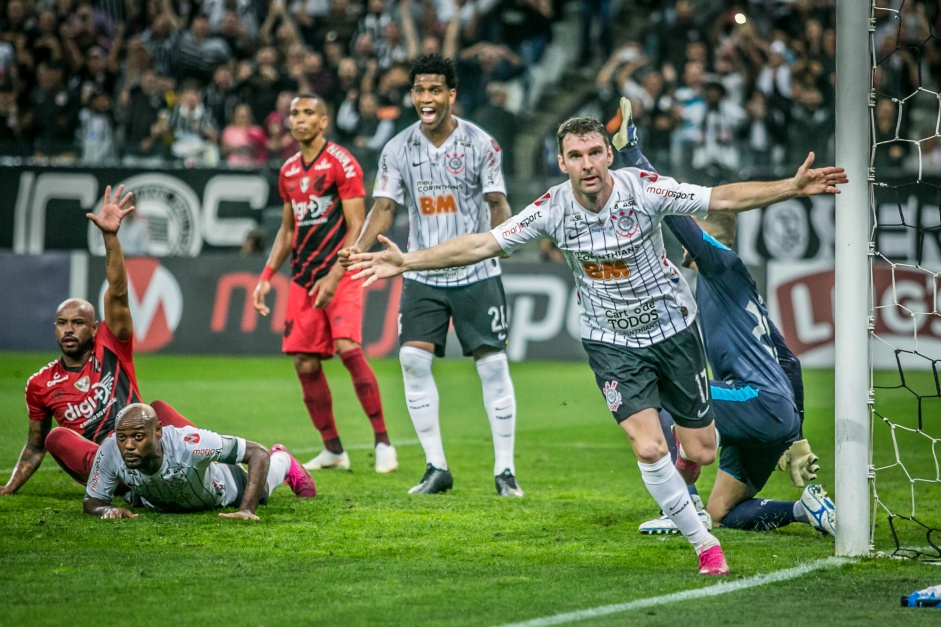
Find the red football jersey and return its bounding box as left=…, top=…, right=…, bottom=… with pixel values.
left=278, top=142, right=365, bottom=290
left=25, top=322, right=143, bottom=444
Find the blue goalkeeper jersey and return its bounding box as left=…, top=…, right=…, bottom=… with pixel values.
left=664, top=215, right=800, bottom=402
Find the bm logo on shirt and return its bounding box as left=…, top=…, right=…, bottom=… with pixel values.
left=419, top=194, right=457, bottom=215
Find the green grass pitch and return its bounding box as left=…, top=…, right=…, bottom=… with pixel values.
left=1, top=352, right=939, bottom=626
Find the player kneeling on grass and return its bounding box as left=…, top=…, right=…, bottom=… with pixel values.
left=83, top=403, right=316, bottom=520
left=610, top=97, right=836, bottom=538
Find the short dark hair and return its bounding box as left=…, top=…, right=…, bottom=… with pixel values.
left=556, top=117, right=609, bottom=154
left=409, top=54, right=458, bottom=89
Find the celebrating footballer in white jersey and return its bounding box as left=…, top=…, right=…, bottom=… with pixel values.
left=341, top=54, right=522, bottom=498
left=348, top=113, right=847, bottom=576
left=496, top=168, right=710, bottom=348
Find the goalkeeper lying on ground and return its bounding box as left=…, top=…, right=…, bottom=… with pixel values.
left=611, top=97, right=835, bottom=535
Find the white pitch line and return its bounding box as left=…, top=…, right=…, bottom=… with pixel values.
left=497, top=556, right=855, bottom=627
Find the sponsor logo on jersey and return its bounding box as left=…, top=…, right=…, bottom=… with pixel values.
left=285, top=166, right=300, bottom=176
left=611, top=208, right=639, bottom=238
left=46, top=372, right=68, bottom=387
left=533, top=192, right=551, bottom=207
left=64, top=373, right=114, bottom=421
left=647, top=187, right=695, bottom=200
left=445, top=152, right=465, bottom=175
left=300, top=177, right=310, bottom=193
left=640, top=171, right=659, bottom=182
left=74, top=375, right=90, bottom=392
left=291, top=194, right=333, bottom=222
left=603, top=381, right=622, bottom=411
left=314, top=160, right=331, bottom=170
left=184, top=433, right=201, bottom=444
left=418, top=193, right=457, bottom=215
left=604, top=304, right=660, bottom=333
left=192, top=448, right=222, bottom=457
left=500, top=211, right=541, bottom=237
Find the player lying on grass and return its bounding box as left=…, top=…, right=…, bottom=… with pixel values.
left=83, top=403, right=316, bottom=520
left=347, top=108, right=847, bottom=575
left=611, top=97, right=835, bottom=536
left=2, top=186, right=195, bottom=496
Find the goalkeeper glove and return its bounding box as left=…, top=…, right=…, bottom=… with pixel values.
left=776, top=439, right=820, bottom=488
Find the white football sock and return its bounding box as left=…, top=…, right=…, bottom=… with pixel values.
left=267, top=450, right=292, bottom=495
left=638, top=453, right=710, bottom=549
left=475, top=351, right=516, bottom=475
left=400, top=346, right=446, bottom=469
left=793, top=501, right=809, bottom=522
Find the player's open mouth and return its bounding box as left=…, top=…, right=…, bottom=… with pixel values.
left=420, top=107, right=436, bottom=123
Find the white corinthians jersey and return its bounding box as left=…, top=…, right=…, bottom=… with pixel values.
left=87, top=425, right=248, bottom=512
left=373, top=117, right=507, bottom=287
left=493, top=168, right=711, bottom=348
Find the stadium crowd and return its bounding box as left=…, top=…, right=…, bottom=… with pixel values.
left=0, top=0, right=936, bottom=181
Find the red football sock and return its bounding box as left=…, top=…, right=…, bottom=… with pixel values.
left=297, top=369, right=341, bottom=447
left=45, top=428, right=99, bottom=484
left=151, top=400, right=195, bottom=428
left=340, top=348, right=389, bottom=445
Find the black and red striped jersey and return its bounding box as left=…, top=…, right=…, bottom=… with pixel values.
left=278, top=142, right=365, bottom=289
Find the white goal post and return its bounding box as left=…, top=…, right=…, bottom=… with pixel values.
left=834, top=0, right=871, bottom=556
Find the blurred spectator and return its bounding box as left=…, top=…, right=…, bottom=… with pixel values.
left=688, top=76, right=745, bottom=184
left=121, top=68, right=171, bottom=166
left=0, top=79, right=28, bottom=155
left=168, top=80, right=219, bottom=166
left=742, top=88, right=785, bottom=170
left=217, top=10, right=257, bottom=62
left=299, top=50, right=335, bottom=99
left=264, top=91, right=298, bottom=164
left=329, top=55, right=360, bottom=113
left=355, top=0, right=392, bottom=45
left=64, top=0, right=114, bottom=58
left=203, top=0, right=259, bottom=41
left=77, top=87, right=117, bottom=163
left=913, top=130, right=941, bottom=176
left=671, top=59, right=706, bottom=174
left=375, top=19, right=409, bottom=70
left=289, top=0, right=330, bottom=47
left=786, top=84, right=834, bottom=165
left=657, top=0, right=705, bottom=76
left=176, top=13, right=232, bottom=84
left=139, top=9, right=180, bottom=79
left=336, top=90, right=395, bottom=159
left=318, top=0, right=361, bottom=50
left=578, top=0, right=613, bottom=68
left=626, top=68, right=675, bottom=168
left=204, top=63, right=240, bottom=132
left=456, top=41, right=523, bottom=117
left=470, top=82, right=516, bottom=175
left=756, top=40, right=792, bottom=108
left=872, top=97, right=908, bottom=172
left=400, top=0, right=462, bottom=61
left=239, top=45, right=294, bottom=128
left=26, top=60, right=80, bottom=161
left=71, top=45, right=118, bottom=106
left=259, top=0, right=302, bottom=57
left=220, top=102, right=268, bottom=167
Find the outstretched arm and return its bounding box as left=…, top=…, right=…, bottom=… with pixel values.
left=87, top=185, right=136, bottom=341
left=219, top=441, right=269, bottom=521
left=349, top=232, right=503, bottom=287
left=709, top=152, right=847, bottom=212
left=0, top=419, right=51, bottom=495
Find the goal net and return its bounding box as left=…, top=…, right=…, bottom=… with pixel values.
left=868, top=0, right=941, bottom=559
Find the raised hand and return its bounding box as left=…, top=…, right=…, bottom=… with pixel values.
left=793, top=152, right=848, bottom=196
left=349, top=235, right=407, bottom=287
left=86, top=184, right=136, bottom=235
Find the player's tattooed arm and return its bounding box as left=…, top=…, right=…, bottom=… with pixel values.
left=219, top=441, right=269, bottom=521
left=0, top=419, right=51, bottom=495
left=83, top=495, right=138, bottom=519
